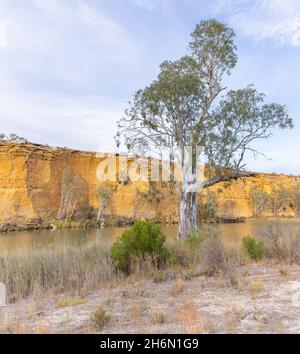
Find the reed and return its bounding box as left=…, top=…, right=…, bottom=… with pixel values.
left=0, top=242, right=114, bottom=302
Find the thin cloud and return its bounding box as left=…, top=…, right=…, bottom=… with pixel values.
left=32, top=0, right=125, bottom=46
left=0, top=22, right=7, bottom=47
left=213, top=0, right=300, bottom=47
left=130, top=0, right=175, bottom=16
left=0, top=0, right=138, bottom=152
left=0, top=0, right=298, bottom=174
left=0, top=85, right=125, bottom=152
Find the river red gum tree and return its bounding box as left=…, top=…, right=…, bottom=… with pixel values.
left=116, top=19, right=293, bottom=238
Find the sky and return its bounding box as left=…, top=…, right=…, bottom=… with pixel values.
left=0, top=0, right=299, bottom=175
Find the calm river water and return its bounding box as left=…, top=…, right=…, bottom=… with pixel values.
left=1, top=219, right=300, bottom=254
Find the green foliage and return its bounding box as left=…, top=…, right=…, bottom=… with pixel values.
left=250, top=187, right=270, bottom=217
left=269, top=187, right=291, bottom=216
left=116, top=18, right=292, bottom=185
left=291, top=188, right=300, bottom=216
left=85, top=207, right=96, bottom=221
left=189, top=19, right=237, bottom=73
left=250, top=186, right=300, bottom=218
left=243, top=236, right=264, bottom=261
left=111, top=220, right=172, bottom=274
left=184, top=229, right=204, bottom=250
left=136, top=183, right=164, bottom=204
left=96, top=183, right=117, bottom=219
left=57, top=167, right=88, bottom=221
left=116, top=18, right=293, bottom=239
left=96, top=183, right=116, bottom=201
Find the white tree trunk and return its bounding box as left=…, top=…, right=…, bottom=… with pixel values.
left=178, top=192, right=198, bottom=239
left=97, top=207, right=102, bottom=222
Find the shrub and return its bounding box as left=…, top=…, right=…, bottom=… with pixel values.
left=260, top=223, right=300, bottom=264
left=201, top=237, right=230, bottom=276
left=90, top=306, right=111, bottom=330
left=250, top=187, right=270, bottom=218
left=96, top=183, right=117, bottom=221
left=111, top=220, right=172, bottom=274
left=201, top=237, right=238, bottom=286
left=184, top=230, right=204, bottom=251
left=243, top=236, right=264, bottom=261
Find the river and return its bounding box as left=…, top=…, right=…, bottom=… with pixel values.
left=1, top=219, right=300, bottom=254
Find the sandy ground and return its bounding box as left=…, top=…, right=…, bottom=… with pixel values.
left=1, top=264, right=300, bottom=334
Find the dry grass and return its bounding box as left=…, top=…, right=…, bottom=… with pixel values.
left=279, top=267, right=289, bottom=276
left=2, top=320, right=33, bottom=334
left=170, top=278, right=185, bottom=297
left=224, top=307, right=245, bottom=333
left=260, top=223, right=300, bottom=264
left=150, top=308, right=168, bottom=325
left=90, top=306, right=111, bottom=330
left=2, top=263, right=300, bottom=334
left=151, top=270, right=169, bottom=283
left=236, top=277, right=245, bottom=291
left=176, top=302, right=204, bottom=334
left=2, top=224, right=299, bottom=308
left=0, top=234, right=241, bottom=306
left=248, top=276, right=263, bottom=294
left=201, top=237, right=231, bottom=276
left=131, top=304, right=144, bottom=322
left=225, top=311, right=238, bottom=333
left=201, top=237, right=239, bottom=288
left=0, top=242, right=113, bottom=302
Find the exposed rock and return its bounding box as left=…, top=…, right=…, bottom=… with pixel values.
left=0, top=141, right=299, bottom=228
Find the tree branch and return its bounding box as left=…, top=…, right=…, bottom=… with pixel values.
left=202, top=171, right=257, bottom=189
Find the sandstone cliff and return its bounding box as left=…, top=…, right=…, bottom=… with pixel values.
left=0, top=141, right=299, bottom=228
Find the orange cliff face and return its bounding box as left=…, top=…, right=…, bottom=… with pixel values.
left=0, top=142, right=160, bottom=226
left=0, top=141, right=299, bottom=227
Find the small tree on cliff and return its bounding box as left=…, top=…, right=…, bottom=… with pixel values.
left=96, top=183, right=116, bottom=222
left=57, top=167, right=87, bottom=221
left=250, top=187, right=270, bottom=218
left=116, top=19, right=293, bottom=238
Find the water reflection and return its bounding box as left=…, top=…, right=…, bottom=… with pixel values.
left=0, top=219, right=300, bottom=253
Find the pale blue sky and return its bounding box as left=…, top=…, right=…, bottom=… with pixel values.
left=0, top=0, right=299, bottom=174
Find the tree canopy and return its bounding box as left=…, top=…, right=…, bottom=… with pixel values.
left=116, top=19, right=293, bottom=238
left=116, top=19, right=292, bottom=186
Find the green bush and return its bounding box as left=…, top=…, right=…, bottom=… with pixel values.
left=243, top=236, right=264, bottom=261
left=184, top=229, right=204, bottom=250
left=111, top=220, right=172, bottom=274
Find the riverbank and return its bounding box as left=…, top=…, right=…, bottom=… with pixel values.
left=0, top=216, right=136, bottom=233
left=1, top=263, right=300, bottom=334
left=0, top=216, right=248, bottom=233
left=1, top=219, right=299, bottom=334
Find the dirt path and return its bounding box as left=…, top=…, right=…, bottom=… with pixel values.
left=1, top=264, right=300, bottom=334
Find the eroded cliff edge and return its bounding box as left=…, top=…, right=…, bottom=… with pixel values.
left=0, top=141, right=299, bottom=229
